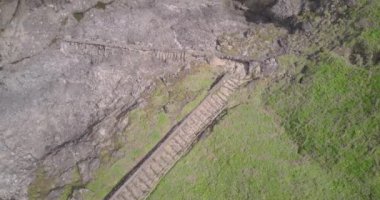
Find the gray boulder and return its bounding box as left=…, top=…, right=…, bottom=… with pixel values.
left=269, top=0, right=303, bottom=20
left=242, top=0, right=304, bottom=21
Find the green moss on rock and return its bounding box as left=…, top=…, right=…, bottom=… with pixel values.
left=28, top=168, right=56, bottom=200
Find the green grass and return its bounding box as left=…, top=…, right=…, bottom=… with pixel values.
left=149, top=83, right=357, bottom=200
left=267, top=53, right=380, bottom=199
left=261, top=5, right=380, bottom=198
left=81, top=64, right=219, bottom=200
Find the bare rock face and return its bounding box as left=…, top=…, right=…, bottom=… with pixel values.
left=0, top=0, right=249, bottom=199
left=0, top=0, right=19, bottom=31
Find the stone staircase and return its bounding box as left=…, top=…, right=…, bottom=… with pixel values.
left=106, top=67, right=251, bottom=200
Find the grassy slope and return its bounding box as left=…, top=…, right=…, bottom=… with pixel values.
left=149, top=83, right=356, bottom=200
left=80, top=64, right=220, bottom=200
left=266, top=1, right=380, bottom=198
left=268, top=54, right=380, bottom=199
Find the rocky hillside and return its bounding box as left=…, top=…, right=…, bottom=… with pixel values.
left=0, top=0, right=248, bottom=199
left=1, top=0, right=378, bottom=199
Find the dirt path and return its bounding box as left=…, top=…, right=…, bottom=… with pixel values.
left=105, top=68, right=251, bottom=200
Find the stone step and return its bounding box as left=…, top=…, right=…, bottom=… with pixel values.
left=149, top=161, right=163, bottom=175
left=226, top=78, right=239, bottom=88
left=162, top=144, right=179, bottom=158
left=194, top=109, right=208, bottom=122
left=140, top=167, right=159, bottom=183
left=216, top=91, right=228, bottom=102
left=222, top=86, right=234, bottom=96
left=212, top=93, right=226, bottom=105
left=220, top=86, right=233, bottom=96
left=184, top=119, right=196, bottom=132
left=209, top=95, right=224, bottom=109
left=231, top=78, right=244, bottom=86
left=117, top=189, right=132, bottom=200
left=137, top=171, right=155, bottom=189
left=135, top=176, right=151, bottom=194
left=203, top=100, right=218, bottom=113
left=168, top=140, right=183, bottom=153
left=159, top=150, right=174, bottom=164
left=224, top=80, right=238, bottom=92
left=222, top=83, right=235, bottom=93
left=181, top=123, right=197, bottom=137
left=152, top=157, right=168, bottom=171
left=178, top=128, right=194, bottom=143
left=129, top=181, right=148, bottom=199
left=199, top=104, right=212, bottom=117
left=172, top=135, right=187, bottom=149
left=197, top=109, right=210, bottom=123
left=224, top=80, right=238, bottom=90
left=183, top=123, right=198, bottom=135
left=126, top=184, right=141, bottom=200
left=223, top=83, right=235, bottom=91
left=188, top=115, right=200, bottom=125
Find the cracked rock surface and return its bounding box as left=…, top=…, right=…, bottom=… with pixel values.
left=0, top=0, right=252, bottom=199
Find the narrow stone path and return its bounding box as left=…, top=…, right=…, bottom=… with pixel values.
left=106, top=64, right=251, bottom=200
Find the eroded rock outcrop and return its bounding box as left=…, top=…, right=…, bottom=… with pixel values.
left=0, top=0, right=252, bottom=199
left=241, top=0, right=305, bottom=23
left=269, top=0, right=303, bottom=20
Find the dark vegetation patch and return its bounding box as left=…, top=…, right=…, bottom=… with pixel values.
left=350, top=39, right=377, bottom=67
left=94, top=1, right=107, bottom=10
left=73, top=12, right=84, bottom=22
